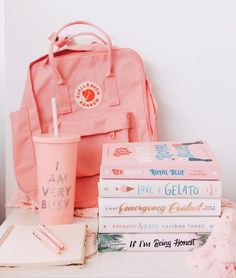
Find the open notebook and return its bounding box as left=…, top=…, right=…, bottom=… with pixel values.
left=0, top=223, right=87, bottom=267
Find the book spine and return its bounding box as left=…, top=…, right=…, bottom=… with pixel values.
left=98, top=180, right=222, bottom=198
left=98, top=233, right=210, bottom=252
left=99, top=216, right=219, bottom=233
left=99, top=198, right=221, bottom=217
left=101, top=165, right=220, bottom=180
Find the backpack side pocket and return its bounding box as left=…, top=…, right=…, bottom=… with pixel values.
left=10, top=108, right=37, bottom=196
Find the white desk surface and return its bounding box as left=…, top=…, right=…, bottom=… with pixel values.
left=0, top=209, right=192, bottom=278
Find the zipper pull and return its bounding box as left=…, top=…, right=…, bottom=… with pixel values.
left=110, top=131, right=116, bottom=140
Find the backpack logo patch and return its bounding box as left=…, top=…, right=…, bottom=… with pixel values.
left=74, top=82, right=102, bottom=109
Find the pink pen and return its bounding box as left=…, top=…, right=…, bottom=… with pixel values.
left=32, top=228, right=62, bottom=255
left=37, top=225, right=65, bottom=250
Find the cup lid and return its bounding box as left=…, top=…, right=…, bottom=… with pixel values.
left=33, top=134, right=81, bottom=144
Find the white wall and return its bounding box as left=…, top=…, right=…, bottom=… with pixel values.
left=5, top=0, right=236, bottom=203
left=0, top=0, right=5, bottom=223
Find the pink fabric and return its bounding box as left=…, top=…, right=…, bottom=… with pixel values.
left=186, top=198, right=236, bottom=278
left=6, top=187, right=98, bottom=218
left=10, top=21, right=158, bottom=208
left=74, top=207, right=98, bottom=218
left=6, top=187, right=38, bottom=210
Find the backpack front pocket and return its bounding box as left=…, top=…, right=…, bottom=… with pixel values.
left=59, top=112, right=132, bottom=177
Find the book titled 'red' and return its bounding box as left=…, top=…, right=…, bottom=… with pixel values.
left=100, top=141, right=220, bottom=180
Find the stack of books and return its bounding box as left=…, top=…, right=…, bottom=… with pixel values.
left=98, top=141, right=221, bottom=252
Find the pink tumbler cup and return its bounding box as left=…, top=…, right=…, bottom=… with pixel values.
left=33, top=134, right=80, bottom=225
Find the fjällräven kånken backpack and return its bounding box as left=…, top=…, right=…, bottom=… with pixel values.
left=10, top=21, right=158, bottom=208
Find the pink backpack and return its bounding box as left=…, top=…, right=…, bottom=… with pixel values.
left=10, top=21, right=158, bottom=208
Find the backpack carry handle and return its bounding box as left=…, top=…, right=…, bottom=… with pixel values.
left=49, top=21, right=113, bottom=85
left=70, top=32, right=107, bottom=45
left=49, top=31, right=107, bottom=48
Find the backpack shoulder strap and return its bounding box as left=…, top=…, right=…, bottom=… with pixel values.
left=21, top=68, right=42, bottom=135
left=146, top=78, right=158, bottom=140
